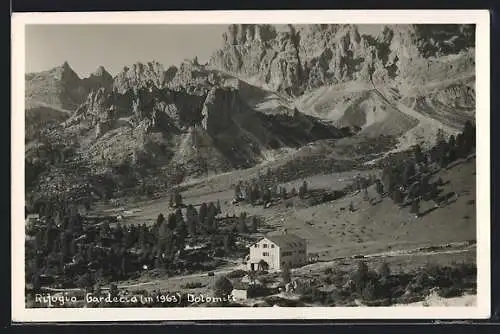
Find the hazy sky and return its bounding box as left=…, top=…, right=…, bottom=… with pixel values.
left=26, top=24, right=384, bottom=78
left=25, top=24, right=230, bottom=77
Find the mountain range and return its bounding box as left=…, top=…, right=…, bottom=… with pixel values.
left=25, top=24, right=476, bottom=200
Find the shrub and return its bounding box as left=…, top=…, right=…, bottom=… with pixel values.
left=438, top=286, right=463, bottom=298
left=265, top=296, right=305, bottom=307
left=181, top=281, right=204, bottom=289
left=352, top=261, right=369, bottom=291
left=455, top=262, right=476, bottom=277
left=247, top=285, right=274, bottom=298
left=323, top=267, right=334, bottom=275
left=226, top=269, right=247, bottom=279
left=377, top=262, right=391, bottom=279
left=214, top=276, right=233, bottom=297
left=323, top=268, right=346, bottom=286
left=298, top=287, right=327, bottom=304
left=363, top=298, right=392, bottom=306
left=361, top=280, right=377, bottom=301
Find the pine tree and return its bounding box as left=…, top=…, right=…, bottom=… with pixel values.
left=175, top=208, right=184, bottom=225
left=208, top=202, right=218, bottom=218
left=109, top=283, right=119, bottom=300
left=462, top=120, right=475, bottom=155
left=250, top=182, right=260, bottom=203
left=186, top=205, right=197, bottom=235
left=414, top=144, right=425, bottom=164
left=167, top=213, right=177, bottom=231
left=271, top=184, right=278, bottom=198
left=411, top=198, right=420, bottom=217
left=445, top=133, right=457, bottom=162
left=403, top=162, right=416, bottom=186
left=392, top=188, right=403, bottom=205
left=375, top=179, right=384, bottom=197
left=250, top=216, right=258, bottom=233
left=206, top=213, right=215, bottom=234
left=174, top=191, right=183, bottom=208
left=216, top=200, right=222, bottom=214
left=281, top=264, right=291, bottom=284
left=222, top=234, right=231, bottom=254
left=234, top=183, right=241, bottom=200
left=199, top=203, right=208, bottom=225
left=439, top=154, right=448, bottom=168
left=32, top=273, right=41, bottom=293
left=298, top=180, right=308, bottom=199
left=154, top=250, right=163, bottom=269
left=156, top=213, right=165, bottom=227
left=353, top=261, right=370, bottom=293
left=238, top=212, right=248, bottom=234
left=281, top=187, right=288, bottom=200
left=381, top=167, right=394, bottom=194
left=176, top=221, right=188, bottom=255
left=363, top=187, right=369, bottom=201
left=262, top=188, right=272, bottom=204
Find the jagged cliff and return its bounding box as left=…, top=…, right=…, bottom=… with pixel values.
left=209, top=24, right=475, bottom=96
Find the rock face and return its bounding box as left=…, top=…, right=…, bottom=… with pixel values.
left=54, top=59, right=346, bottom=180
left=209, top=24, right=476, bottom=96
left=112, top=61, right=169, bottom=94
left=201, top=87, right=244, bottom=136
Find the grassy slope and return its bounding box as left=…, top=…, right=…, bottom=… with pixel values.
left=99, top=155, right=476, bottom=265
left=284, top=156, right=476, bottom=258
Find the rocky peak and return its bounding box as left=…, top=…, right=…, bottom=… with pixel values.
left=223, top=24, right=278, bottom=45
left=81, top=65, right=114, bottom=92
left=61, top=61, right=71, bottom=71
left=26, top=61, right=88, bottom=110
left=52, top=61, right=81, bottom=84
left=167, top=60, right=224, bottom=96
left=113, top=61, right=167, bottom=94
left=92, top=65, right=110, bottom=78
left=164, top=66, right=178, bottom=83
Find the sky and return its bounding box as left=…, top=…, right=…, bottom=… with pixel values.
left=25, top=24, right=230, bottom=77
left=25, top=24, right=384, bottom=78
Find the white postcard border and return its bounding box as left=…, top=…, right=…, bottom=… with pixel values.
left=11, top=9, right=491, bottom=322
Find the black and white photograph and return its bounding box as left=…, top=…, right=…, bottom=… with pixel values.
left=11, top=10, right=490, bottom=321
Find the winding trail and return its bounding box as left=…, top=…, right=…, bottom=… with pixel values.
left=370, top=79, right=458, bottom=135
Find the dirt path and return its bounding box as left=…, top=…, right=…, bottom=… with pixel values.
left=294, top=241, right=475, bottom=274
